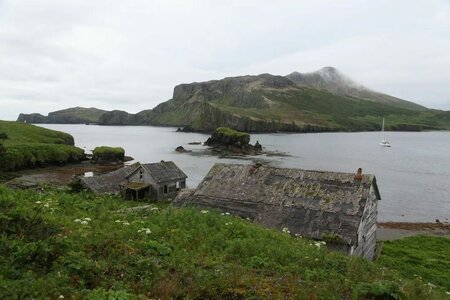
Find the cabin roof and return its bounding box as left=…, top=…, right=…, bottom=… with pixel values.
left=80, top=162, right=141, bottom=194
left=174, top=163, right=380, bottom=245
left=137, top=161, right=187, bottom=184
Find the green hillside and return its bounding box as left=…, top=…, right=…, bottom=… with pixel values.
left=16, top=70, right=450, bottom=133
left=0, top=121, right=84, bottom=170
left=18, top=107, right=107, bottom=124
left=138, top=74, right=450, bottom=132
left=0, top=186, right=447, bottom=299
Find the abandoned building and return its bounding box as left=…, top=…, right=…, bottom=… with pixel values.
left=174, top=163, right=381, bottom=260
left=80, top=161, right=187, bottom=201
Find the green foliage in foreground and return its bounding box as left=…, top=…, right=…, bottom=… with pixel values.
left=378, top=235, right=450, bottom=290
left=0, top=187, right=447, bottom=299
left=0, top=121, right=84, bottom=170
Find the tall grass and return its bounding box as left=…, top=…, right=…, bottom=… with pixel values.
left=0, top=186, right=447, bottom=299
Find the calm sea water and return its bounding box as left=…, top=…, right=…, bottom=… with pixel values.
left=39, top=124, right=450, bottom=222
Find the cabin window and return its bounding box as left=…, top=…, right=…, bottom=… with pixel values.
left=176, top=181, right=180, bottom=190
left=164, top=185, right=168, bottom=194
left=139, top=170, right=143, bottom=179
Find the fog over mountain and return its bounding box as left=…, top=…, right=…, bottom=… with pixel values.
left=1, top=0, right=450, bottom=120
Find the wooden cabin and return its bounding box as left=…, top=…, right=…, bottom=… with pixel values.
left=79, top=161, right=187, bottom=201
left=174, top=163, right=381, bottom=260
left=121, top=161, right=187, bottom=201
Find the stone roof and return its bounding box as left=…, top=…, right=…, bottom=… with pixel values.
left=174, top=163, right=380, bottom=245
left=137, top=161, right=187, bottom=184
left=80, top=163, right=141, bottom=194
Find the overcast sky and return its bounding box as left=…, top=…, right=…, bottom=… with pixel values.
left=1, top=0, right=450, bottom=120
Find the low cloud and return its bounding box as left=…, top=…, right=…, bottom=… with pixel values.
left=1, top=0, right=449, bottom=120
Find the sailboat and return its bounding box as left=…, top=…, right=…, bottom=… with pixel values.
left=379, top=117, right=391, bottom=147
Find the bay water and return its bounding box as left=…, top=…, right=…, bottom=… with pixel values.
left=38, top=124, right=450, bottom=222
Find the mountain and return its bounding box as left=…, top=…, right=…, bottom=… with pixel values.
left=17, top=68, right=450, bottom=132
left=18, top=107, right=107, bottom=124
left=286, top=67, right=426, bottom=111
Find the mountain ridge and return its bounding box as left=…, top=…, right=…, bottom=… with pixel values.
left=16, top=68, right=450, bottom=132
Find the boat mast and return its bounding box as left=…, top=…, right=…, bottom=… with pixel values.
left=381, top=117, right=385, bottom=141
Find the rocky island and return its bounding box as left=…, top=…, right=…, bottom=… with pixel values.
left=205, top=127, right=262, bottom=155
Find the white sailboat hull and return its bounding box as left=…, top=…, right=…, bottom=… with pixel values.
left=380, top=118, right=391, bottom=147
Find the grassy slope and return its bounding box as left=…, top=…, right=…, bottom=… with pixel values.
left=378, top=235, right=450, bottom=290
left=0, top=120, right=74, bottom=145
left=48, top=107, right=107, bottom=123
left=0, top=186, right=447, bottom=299
left=211, top=87, right=450, bottom=131
left=0, top=121, right=84, bottom=170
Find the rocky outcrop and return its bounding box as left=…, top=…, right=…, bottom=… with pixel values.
left=97, top=110, right=138, bottom=125
left=17, top=113, right=48, bottom=123
left=204, top=127, right=262, bottom=155
left=92, top=146, right=125, bottom=164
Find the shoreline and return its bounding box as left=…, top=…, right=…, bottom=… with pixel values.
left=2, top=162, right=449, bottom=241
left=377, top=222, right=450, bottom=240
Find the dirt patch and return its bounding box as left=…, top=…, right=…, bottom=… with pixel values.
left=6, top=162, right=124, bottom=187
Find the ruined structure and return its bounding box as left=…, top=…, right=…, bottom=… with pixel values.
left=174, top=163, right=380, bottom=260
left=79, top=161, right=187, bottom=201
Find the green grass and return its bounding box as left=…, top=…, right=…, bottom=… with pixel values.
left=0, top=120, right=74, bottom=145
left=378, top=235, right=450, bottom=290
left=215, top=127, right=249, bottom=138
left=0, top=186, right=447, bottom=299
left=0, top=121, right=84, bottom=170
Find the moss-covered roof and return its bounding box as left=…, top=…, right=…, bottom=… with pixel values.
left=175, top=163, right=380, bottom=245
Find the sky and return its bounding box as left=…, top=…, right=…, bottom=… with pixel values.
left=1, top=0, right=450, bottom=120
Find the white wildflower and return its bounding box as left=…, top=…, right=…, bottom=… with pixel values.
left=150, top=207, right=159, bottom=211
left=446, top=291, right=450, bottom=295
left=115, top=220, right=122, bottom=223
left=84, top=217, right=91, bottom=221
left=43, top=203, right=50, bottom=208
left=201, top=210, right=209, bottom=214
left=221, top=213, right=225, bottom=216
left=74, top=219, right=82, bottom=223
left=282, top=227, right=290, bottom=234
left=225, top=222, right=232, bottom=226
left=225, top=212, right=230, bottom=215
left=138, top=228, right=151, bottom=234
left=35, top=201, right=42, bottom=204
left=427, top=283, right=436, bottom=288
left=80, top=220, right=88, bottom=225
left=314, top=241, right=326, bottom=249
left=123, top=222, right=130, bottom=226
left=245, top=217, right=250, bottom=220
left=295, top=234, right=302, bottom=238
left=59, top=295, right=64, bottom=299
